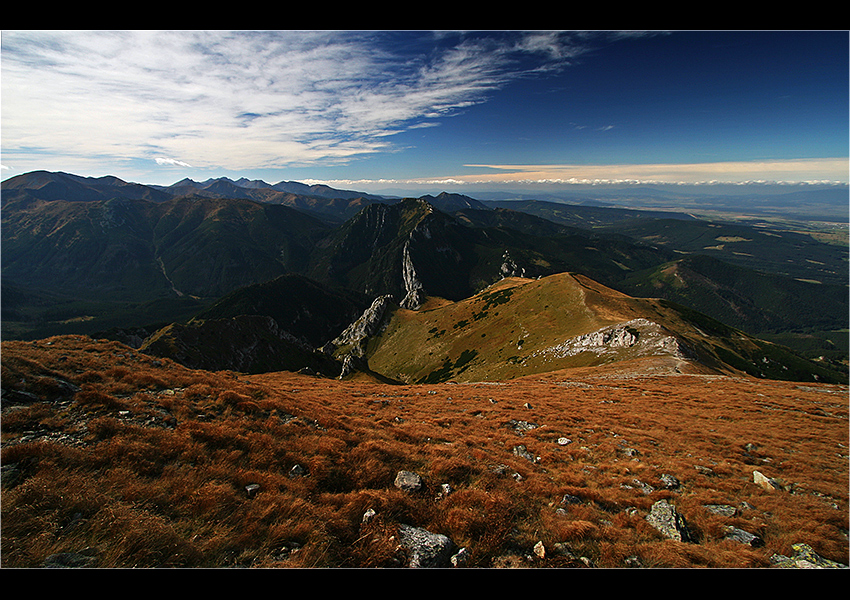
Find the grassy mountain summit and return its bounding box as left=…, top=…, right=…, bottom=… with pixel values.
left=356, top=273, right=847, bottom=385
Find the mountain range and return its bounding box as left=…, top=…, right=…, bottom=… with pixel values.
left=2, top=170, right=847, bottom=384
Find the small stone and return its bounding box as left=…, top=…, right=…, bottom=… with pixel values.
left=704, top=504, right=737, bottom=517
left=450, top=547, right=470, bottom=567
left=632, top=478, right=655, bottom=495
left=560, top=493, right=583, bottom=505
left=624, top=555, right=643, bottom=568
left=362, top=508, right=377, bottom=523
left=724, top=526, right=764, bottom=547
left=288, top=464, right=308, bottom=478
left=771, top=543, right=849, bottom=568
left=394, top=470, right=423, bottom=492
left=435, top=483, right=452, bottom=500
left=512, top=444, right=538, bottom=463
left=660, top=473, right=681, bottom=490
left=557, top=437, right=572, bottom=446
left=533, top=541, right=546, bottom=559
left=506, top=419, right=538, bottom=433
left=753, top=470, right=783, bottom=491
left=245, top=483, right=261, bottom=497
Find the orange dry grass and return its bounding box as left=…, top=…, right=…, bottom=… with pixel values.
left=1, top=335, right=848, bottom=568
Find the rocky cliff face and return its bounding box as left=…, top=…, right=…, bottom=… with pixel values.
left=400, top=239, right=426, bottom=310
left=330, top=295, right=396, bottom=358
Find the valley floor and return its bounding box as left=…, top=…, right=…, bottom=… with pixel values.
left=1, top=335, right=848, bottom=568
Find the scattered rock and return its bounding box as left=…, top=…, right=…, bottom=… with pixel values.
left=753, top=470, right=784, bottom=491
left=631, top=478, right=655, bottom=495
left=288, top=464, right=308, bottom=478
left=660, top=473, right=681, bottom=490
left=645, top=499, right=693, bottom=542
left=724, top=526, right=764, bottom=547
left=505, top=419, right=538, bottom=434
left=624, top=555, right=643, bottom=568
left=704, top=504, right=737, bottom=517
left=771, top=543, right=848, bottom=568
left=533, top=541, right=546, bottom=559
left=394, top=470, right=423, bottom=492
left=512, top=444, right=539, bottom=463
left=450, top=547, right=470, bottom=567
left=560, top=493, right=583, bottom=506
left=397, top=523, right=456, bottom=568
left=694, top=465, right=715, bottom=476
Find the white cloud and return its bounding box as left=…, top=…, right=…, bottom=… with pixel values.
left=155, top=157, right=193, bottom=167
left=1, top=30, right=599, bottom=172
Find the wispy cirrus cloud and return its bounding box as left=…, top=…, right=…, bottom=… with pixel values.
left=1, top=30, right=615, bottom=174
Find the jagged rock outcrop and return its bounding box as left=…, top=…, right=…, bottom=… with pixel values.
left=529, top=318, right=687, bottom=362
left=330, top=295, right=395, bottom=358
left=398, top=524, right=457, bottom=568
left=499, top=250, right=527, bottom=279
left=400, top=239, right=426, bottom=310
left=771, top=543, right=848, bottom=568
left=753, top=470, right=785, bottom=491
left=645, top=499, right=693, bottom=542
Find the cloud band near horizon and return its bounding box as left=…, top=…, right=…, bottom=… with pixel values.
left=304, top=158, right=850, bottom=188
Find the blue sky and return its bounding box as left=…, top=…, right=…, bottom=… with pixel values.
left=2, top=30, right=847, bottom=193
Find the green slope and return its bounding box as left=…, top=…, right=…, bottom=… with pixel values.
left=359, top=272, right=848, bottom=385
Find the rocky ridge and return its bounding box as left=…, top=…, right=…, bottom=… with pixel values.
left=528, top=318, right=689, bottom=364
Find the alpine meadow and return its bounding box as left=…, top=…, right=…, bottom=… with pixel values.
left=1, top=30, right=848, bottom=569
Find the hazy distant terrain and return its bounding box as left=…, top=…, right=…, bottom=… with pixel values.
left=2, top=171, right=846, bottom=372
